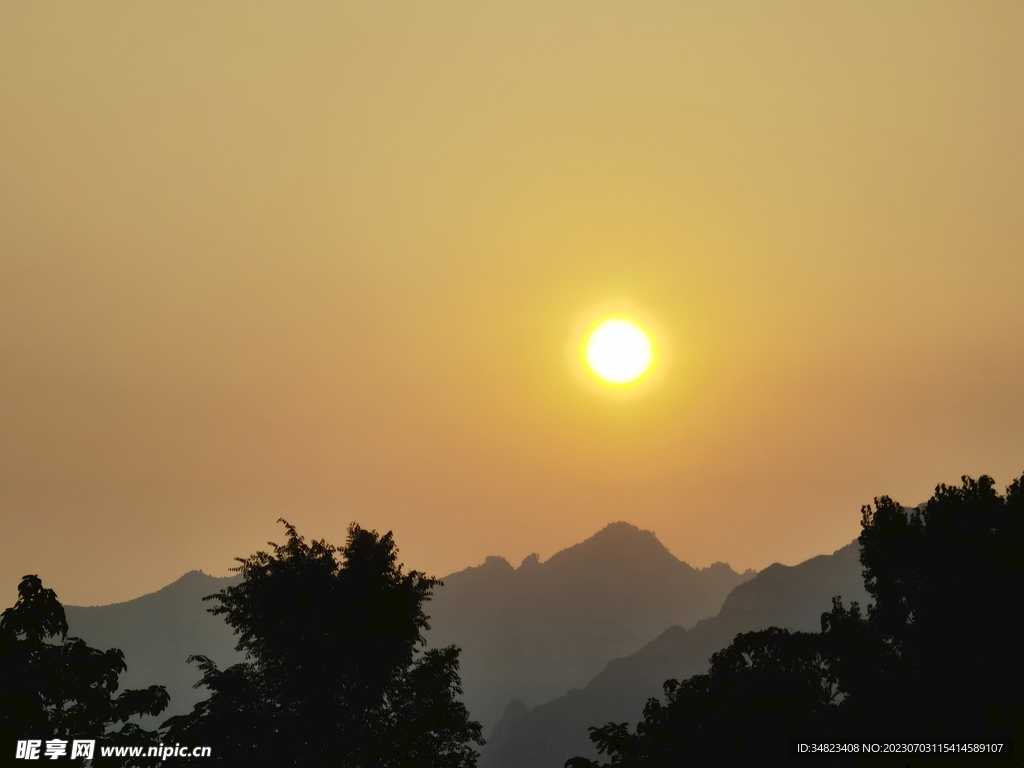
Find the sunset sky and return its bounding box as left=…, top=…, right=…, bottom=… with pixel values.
left=2, top=2, right=1023, bottom=606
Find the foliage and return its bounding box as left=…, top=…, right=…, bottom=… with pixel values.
left=568, top=628, right=832, bottom=767
left=162, top=520, right=483, bottom=767
left=0, top=575, right=169, bottom=767
left=850, top=474, right=1024, bottom=736
left=567, top=473, right=1024, bottom=767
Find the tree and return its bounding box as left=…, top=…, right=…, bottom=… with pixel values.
left=567, top=628, right=833, bottom=768
left=163, top=520, right=483, bottom=767
left=847, top=475, right=1024, bottom=737
left=0, top=575, right=169, bottom=767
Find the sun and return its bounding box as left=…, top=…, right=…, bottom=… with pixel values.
left=584, top=318, right=654, bottom=385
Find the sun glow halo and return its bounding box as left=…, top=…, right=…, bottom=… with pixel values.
left=584, top=318, right=654, bottom=385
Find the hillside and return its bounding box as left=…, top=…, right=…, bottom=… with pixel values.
left=63, top=522, right=750, bottom=732
left=480, top=540, right=868, bottom=768
left=425, top=522, right=753, bottom=731
left=65, top=571, right=244, bottom=727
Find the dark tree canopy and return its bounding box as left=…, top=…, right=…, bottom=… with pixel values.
left=0, top=575, right=169, bottom=767
left=163, top=520, right=483, bottom=767
left=848, top=474, right=1024, bottom=737
left=568, top=473, right=1024, bottom=767
left=569, top=628, right=834, bottom=768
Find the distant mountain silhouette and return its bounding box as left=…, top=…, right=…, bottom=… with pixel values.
left=425, top=522, right=753, bottom=732
left=62, top=523, right=749, bottom=733
left=480, top=540, right=868, bottom=768
left=65, top=570, right=243, bottom=727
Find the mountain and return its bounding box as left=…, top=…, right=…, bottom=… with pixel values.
left=480, top=540, right=869, bottom=768
left=425, top=522, right=753, bottom=732
left=62, top=522, right=750, bottom=732
left=64, top=571, right=244, bottom=728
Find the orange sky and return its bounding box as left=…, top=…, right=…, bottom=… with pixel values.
left=2, top=1, right=1023, bottom=606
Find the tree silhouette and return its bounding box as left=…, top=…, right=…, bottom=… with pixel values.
left=568, top=473, right=1024, bottom=767
left=0, top=575, right=169, bottom=767
left=845, top=475, right=1024, bottom=738
left=567, top=628, right=833, bottom=768
left=163, top=520, right=483, bottom=767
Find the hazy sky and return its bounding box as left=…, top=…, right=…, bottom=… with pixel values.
left=2, top=1, right=1023, bottom=606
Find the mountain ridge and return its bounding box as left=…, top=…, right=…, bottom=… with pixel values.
left=426, top=521, right=753, bottom=730
left=64, top=570, right=244, bottom=728
left=479, top=540, right=868, bottom=768
left=61, top=522, right=754, bottom=732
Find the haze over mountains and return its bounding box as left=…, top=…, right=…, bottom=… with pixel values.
left=480, top=541, right=868, bottom=768
left=64, top=571, right=244, bottom=728
left=426, top=522, right=753, bottom=730
left=63, top=522, right=750, bottom=731
left=60, top=521, right=865, bottom=762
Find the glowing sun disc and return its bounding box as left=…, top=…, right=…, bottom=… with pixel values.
left=584, top=318, right=654, bottom=385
